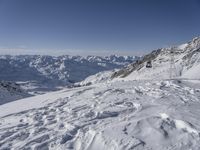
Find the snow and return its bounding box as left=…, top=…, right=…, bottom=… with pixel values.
left=0, top=55, right=136, bottom=94
left=0, top=81, right=30, bottom=105
left=178, top=43, right=188, bottom=50
left=160, top=113, right=169, bottom=119
left=0, top=55, right=137, bottom=105
left=0, top=37, right=200, bottom=149
left=1, top=79, right=200, bottom=149
left=77, top=70, right=114, bottom=86
left=0, top=87, right=82, bottom=117
left=182, top=63, right=200, bottom=79
left=112, top=37, right=200, bottom=81
left=174, top=119, right=198, bottom=135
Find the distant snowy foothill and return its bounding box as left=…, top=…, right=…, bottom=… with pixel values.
left=0, top=81, right=31, bottom=105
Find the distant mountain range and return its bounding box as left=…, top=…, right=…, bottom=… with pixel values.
left=1, top=37, right=200, bottom=149
left=1, top=36, right=200, bottom=105
left=0, top=55, right=137, bottom=94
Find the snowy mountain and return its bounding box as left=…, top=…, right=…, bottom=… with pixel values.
left=0, top=55, right=137, bottom=93
left=0, top=37, right=200, bottom=149
left=111, top=37, right=200, bottom=80
left=0, top=81, right=31, bottom=105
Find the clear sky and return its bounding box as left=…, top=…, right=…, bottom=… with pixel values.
left=0, top=0, right=200, bottom=56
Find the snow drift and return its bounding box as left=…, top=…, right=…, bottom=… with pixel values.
left=0, top=79, right=200, bottom=149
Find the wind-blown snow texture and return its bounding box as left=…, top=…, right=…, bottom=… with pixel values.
left=0, top=37, right=200, bottom=149
left=0, top=80, right=200, bottom=150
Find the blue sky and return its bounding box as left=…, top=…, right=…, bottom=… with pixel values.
left=0, top=0, right=200, bottom=56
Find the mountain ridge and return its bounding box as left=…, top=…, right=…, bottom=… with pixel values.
left=0, top=37, right=200, bottom=149
left=111, top=36, right=200, bottom=80
left=0, top=55, right=137, bottom=94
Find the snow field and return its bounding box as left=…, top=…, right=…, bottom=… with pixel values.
left=0, top=79, right=200, bottom=149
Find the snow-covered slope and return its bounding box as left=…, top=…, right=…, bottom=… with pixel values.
left=77, top=70, right=114, bottom=86
left=0, top=79, right=200, bottom=149
left=0, top=55, right=136, bottom=93
left=112, top=37, right=200, bottom=80
left=0, top=81, right=31, bottom=105
left=1, top=37, right=200, bottom=149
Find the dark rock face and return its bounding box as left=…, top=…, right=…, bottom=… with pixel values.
left=111, top=49, right=162, bottom=78
left=0, top=81, right=31, bottom=105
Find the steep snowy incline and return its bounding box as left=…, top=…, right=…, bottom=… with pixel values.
left=0, top=81, right=31, bottom=105
left=0, top=79, right=200, bottom=149
left=112, top=37, right=200, bottom=80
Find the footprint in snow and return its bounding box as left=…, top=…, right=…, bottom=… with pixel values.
left=60, top=126, right=80, bottom=144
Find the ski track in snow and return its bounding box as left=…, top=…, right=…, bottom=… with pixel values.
left=0, top=80, right=200, bottom=149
